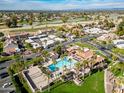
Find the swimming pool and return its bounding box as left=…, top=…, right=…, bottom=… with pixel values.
left=48, top=57, right=77, bottom=72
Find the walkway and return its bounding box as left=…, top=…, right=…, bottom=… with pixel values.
left=104, top=69, right=114, bottom=93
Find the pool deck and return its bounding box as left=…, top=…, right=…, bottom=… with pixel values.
left=48, top=56, right=77, bottom=72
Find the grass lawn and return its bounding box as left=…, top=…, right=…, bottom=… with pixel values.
left=112, top=48, right=124, bottom=55
left=44, top=71, right=105, bottom=93
left=109, top=62, right=124, bottom=77
left=75, top=42, right=98, bottom=50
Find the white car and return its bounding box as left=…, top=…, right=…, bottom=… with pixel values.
left=2, top=82, right=12, bottom=88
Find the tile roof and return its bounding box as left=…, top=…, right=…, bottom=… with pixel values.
left=76, top=49, right=94, bottom=60
left=95, top=55, right=105, bottom=62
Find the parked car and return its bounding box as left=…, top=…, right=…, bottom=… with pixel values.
left=26, top=58, right=32, bottom=61
left=0, top=72, right=9, bottom=79
left=0, top=67, right=6, bottom=70
left=8, top=90, right=15, bottom=93
left=2, top=82, right=12, bottom=88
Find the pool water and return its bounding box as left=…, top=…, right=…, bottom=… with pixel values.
left=48, top=57, right=77, bottom=72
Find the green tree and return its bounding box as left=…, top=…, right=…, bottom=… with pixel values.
left=54, top=45, right=63, bottom=56
left=101, top=41, right=106, bottom=45
left=42, top=50, right=50, bottom=58
left=0, top=42, right=3, bottom=54
left=11, top=15, right=17, bottom=27
left=29, top=19, right=33, bottom=26
left=19, top=16, right=24, bottom=26
left=33, top=57, right=44, bottom=65
left=5, top=18, right=11, bottom=28
left=13, top=54, right=21, bottom=62
left=115, top=20, right=124, bottom=36
left=38, top=13, right=43, bottom=23
left=0, top=32, right=4, bottom=37
left=110, top=62, right=124, bottom=76
left=61, top=16, right=69, bottom=23
left=112, top=55, right=118, bottom=61
left=75, top=62, right=81, bottom=78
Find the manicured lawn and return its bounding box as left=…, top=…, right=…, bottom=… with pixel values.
left=75, top=42, right=97, bottom=50
left=44, top=71, right=105, bottom=93
left=112, top=48, right=124, bottom=55
left=109, top=62, right=124, bottom=77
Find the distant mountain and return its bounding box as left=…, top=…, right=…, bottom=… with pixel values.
left=0, top=8, right=124, bottom=12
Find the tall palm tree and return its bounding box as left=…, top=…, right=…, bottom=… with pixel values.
left=80, top=61, right=86, bottom=79
left=83, top=60, right=89, bottom=68
left=13, top=54, right=21, bottom=62
left=42, top=50, right=49, bottom=61
left=89, top=59, right=94, bottom=76
left=68, top=58, right=72, bottom=70
left=75, top=62, right=81, bottom=78
left=83, top=60, right=91, bottom=76
left=47, top=71, right=51, bottom=92
left=44, top=39, right=47, bottom=46
left=42, top=67, right=51, bottom=92
left=64, top=65, right=68, bottom=72
left=60, top=53, right=68, bottom=75
left=52, top=59, right=57, bottom=79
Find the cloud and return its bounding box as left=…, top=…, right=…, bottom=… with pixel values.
left=0, top=0, right=124, bottom=10
left=92, top=2, right=124, bottom=6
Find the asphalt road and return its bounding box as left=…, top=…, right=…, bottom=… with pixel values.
left=0, top=53, right=40, bottom=93
left=87, top=41, right=124, bottom=62
left=46, top=35, right=97, bottom=51
left=0, top=76, right=15, bottom=93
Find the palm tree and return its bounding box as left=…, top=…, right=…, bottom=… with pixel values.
left=59, top=52, right=68, bottom=75
left=0, top=41, right=3, bottom=54
left=75, top=62, right=81, bottom=78
left=52, top=59, right=57, bottom=78
left=44, top=39, right=47, bottom=46
left=80, top=61, right=87, bottom=79
left=64, top=65, right=68, bottom=72
left=68, top=58, right=72, bottom=70
left=89, top=59, right=94, bottom=76
left=13, top=54, right=21, bottom=62
left=38, top=13, right=43, bottom=23
left=83, top=60, right=89, bottom=68
left=41, top=67, right=51, bottom=92
left=112, top=55, right=118, bottom=61
left=46, top=70, right=51, bottom=92
left=61, top=16, right=69, bottom=24
left=83, top=60, right=91, bottom=76
left=42, top=50, right=49, bottom=61
left=29, top=19, right=33, bottom=29
left=11, top=15, right=17, bottom=27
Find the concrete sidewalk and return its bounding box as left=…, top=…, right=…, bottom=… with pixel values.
left=104, top=69, right=114, bottom=93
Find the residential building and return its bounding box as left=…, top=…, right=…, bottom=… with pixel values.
left=97, top=33, right=119, bottom=41
left=4, top=39, right=20, bottom=54
left=113, top=39, right=124, bottom=49
left=25, top=34, right=65, bottom=49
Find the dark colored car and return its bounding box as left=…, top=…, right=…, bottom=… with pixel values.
left=8, top=90, right=15, bottom=93
left=0, top=72, right=9, bottom=79
left=26, top=58, right=32, bottom=61
left=0, top=67, right=6, bottom=70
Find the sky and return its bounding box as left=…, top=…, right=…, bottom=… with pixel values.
left=0, top=0, right=124, bottom=10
